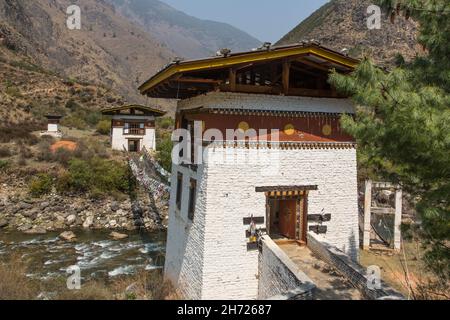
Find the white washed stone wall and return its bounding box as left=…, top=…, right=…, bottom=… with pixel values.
left=111, top=127, right=156, bottom=151
left=47, top=123, right=59, bottom=132
left=163, top=163, right=207, bottom=299
left=164, top=145, right=359, bottom=300
left=258, top=236, right=315, bottom=300
left=163, top=91, right=358, bottom=299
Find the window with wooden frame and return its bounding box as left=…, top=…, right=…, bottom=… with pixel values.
left=176, top=173, right=183, bottom=210
left=188, top=178, right=197, bottom=221
left=124, top=122, right=145, bottom=135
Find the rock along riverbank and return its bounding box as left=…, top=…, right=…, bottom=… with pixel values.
left=0, top=191, right=168, bottom=234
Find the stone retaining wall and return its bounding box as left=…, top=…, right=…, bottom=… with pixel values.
left=258, top=235, right=315, bottom=300
left=307, top=232, right=403, bottom=300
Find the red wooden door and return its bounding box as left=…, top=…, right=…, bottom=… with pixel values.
left=279, top=199, right=297, bottom=239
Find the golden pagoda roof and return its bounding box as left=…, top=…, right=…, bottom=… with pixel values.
left=139, top=42, right=359, bottom=99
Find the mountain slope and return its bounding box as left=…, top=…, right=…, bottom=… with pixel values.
left=277, top=0, right=423, bottom=66
left=106, top=0, right=261, bottom=59
left=0, top=0, right=175, bottom=103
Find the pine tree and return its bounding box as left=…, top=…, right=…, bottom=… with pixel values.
left=330, top=0, right=449, bottom=294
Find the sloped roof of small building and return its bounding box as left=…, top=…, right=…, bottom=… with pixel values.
left=101, top=104, right=166, bottom=116
left=139, top=42, right=359, bottom=99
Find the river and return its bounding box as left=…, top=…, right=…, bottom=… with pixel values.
left=0, top=229, right=166, bottom=282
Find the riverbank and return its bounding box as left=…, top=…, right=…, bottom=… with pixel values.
left=0, top=181, right=168, bottom=233
left=0, top=229, right=175, bottom=300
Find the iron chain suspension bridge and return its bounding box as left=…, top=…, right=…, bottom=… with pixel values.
left=127, top=146, right=171, bottom=205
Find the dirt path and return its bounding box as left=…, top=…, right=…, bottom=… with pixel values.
left=279, top=243, right=363, bottom=300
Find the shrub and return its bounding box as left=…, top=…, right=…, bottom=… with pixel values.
left=61, top=114, right=87, bottom=130
left=0, top=160, right=9, bottom=171
left=85, top=112, right=101, bottom=126
left=57, top=158, right=128, bottom=197
left=0, top=146, right=12, bottom=158
left=156, top=134, right=173, bottom=172
left=35, top=140, right=53, bottom=162
left=5, top=86, right=22, bottom=98
left=65, top=99, right=81, bottom=110
left=19, top=146, right=33, bottom=159
left=29, top=173, right=53, bottom=197
left=52, top=147, right=75, bottom=166
left=157, top=117, right=174, bottom=130
left=0, top=123, right=41, bottom=144
left=96, top=120, right=111, bottom=135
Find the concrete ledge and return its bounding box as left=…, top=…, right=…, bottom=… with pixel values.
left=307, top=232, right=404, bottom=300
left=258, top=235, right=315, bottom=300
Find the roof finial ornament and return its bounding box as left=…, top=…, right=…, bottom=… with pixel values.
left=216, top=48, right=231, bottom=57
left=172, top=57, right=183, bottom=64
left=262, top=42, right=272, bottom=50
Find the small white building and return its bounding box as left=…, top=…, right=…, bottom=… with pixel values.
left=101, top=105, right=166, bottom=152
left=40, top=115, right=63, bottom=138
left=139, top=43, right=360, bottom=299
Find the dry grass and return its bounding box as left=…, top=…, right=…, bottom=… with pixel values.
left=0, top=254, right=39, bottom=300
left=0, top=255, right=177, bottom=300
left=360, top=240, right=449, bottom=300
left=111, top=270, right=179, bottom=300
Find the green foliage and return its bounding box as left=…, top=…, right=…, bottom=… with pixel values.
left=5, top=86, right=22, bottom=98
left=330, top=0, right=450, bottom=285
left=0, top=160, right=9, bottom=171
left=96, top=120, right=111, bottom=135
left=29, top=173, right=53, bottom=197
left=57, top=158, right=128, bottom=197
left=156, top=133, right=173, bottom=172
left=65, top=99, right=81, bottom=110
left=61, top=114, right=88, bottom=130
left=156, top=116, right=174, bottom=130
left=62, top=100, right=102, bottom=129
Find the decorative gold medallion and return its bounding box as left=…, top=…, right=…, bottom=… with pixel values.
left=284, top=124, right=295, bottom=136
left=322, top=124, right=332, bottom=136
left=238, top=121, right=250, bottom=132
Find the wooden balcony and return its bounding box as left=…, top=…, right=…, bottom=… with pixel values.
left=123, top=128, right=145, bottom=136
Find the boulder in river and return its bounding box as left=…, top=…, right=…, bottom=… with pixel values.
left=24, top=227, right=47, bottom=235
left=110, top=231, right=128, bottom=240
left=66, top=214, right=77, bottom=225
left=59, top=231, right=76, bottom=241
left=0, top=219, right=8, bottom=228
left=83, top=216, right=94, bottom=229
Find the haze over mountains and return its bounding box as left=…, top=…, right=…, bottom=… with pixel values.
left=0, top=0, right=422, bottom=116
left=106, top=0, right=262, bottom=59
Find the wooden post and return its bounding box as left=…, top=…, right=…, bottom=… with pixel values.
left=282, top=60, right=290, bottom=95
left=363, top=179, right=372, bottom=250
left=394, top=188, right=402, bottom=251
left=229, top=68, right=236, bottom=92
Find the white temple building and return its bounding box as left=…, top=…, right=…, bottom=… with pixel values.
left=101, top=105, right=166, bottom=152
left=139, top=43, right=360, bottom=299
left=40, top=115, right=63, bottom=138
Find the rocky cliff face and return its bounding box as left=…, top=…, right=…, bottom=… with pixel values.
left=277, top=0, right=423, bottom=66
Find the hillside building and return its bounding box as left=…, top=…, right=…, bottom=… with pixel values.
left=40, top=115, right=63, bottom=138
left=139, top=43, right=360, bottom=299
left=101, top=105, right=166, bottom=152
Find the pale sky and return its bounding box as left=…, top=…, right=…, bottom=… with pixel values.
left=160, top=0, right=329, bottom=42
